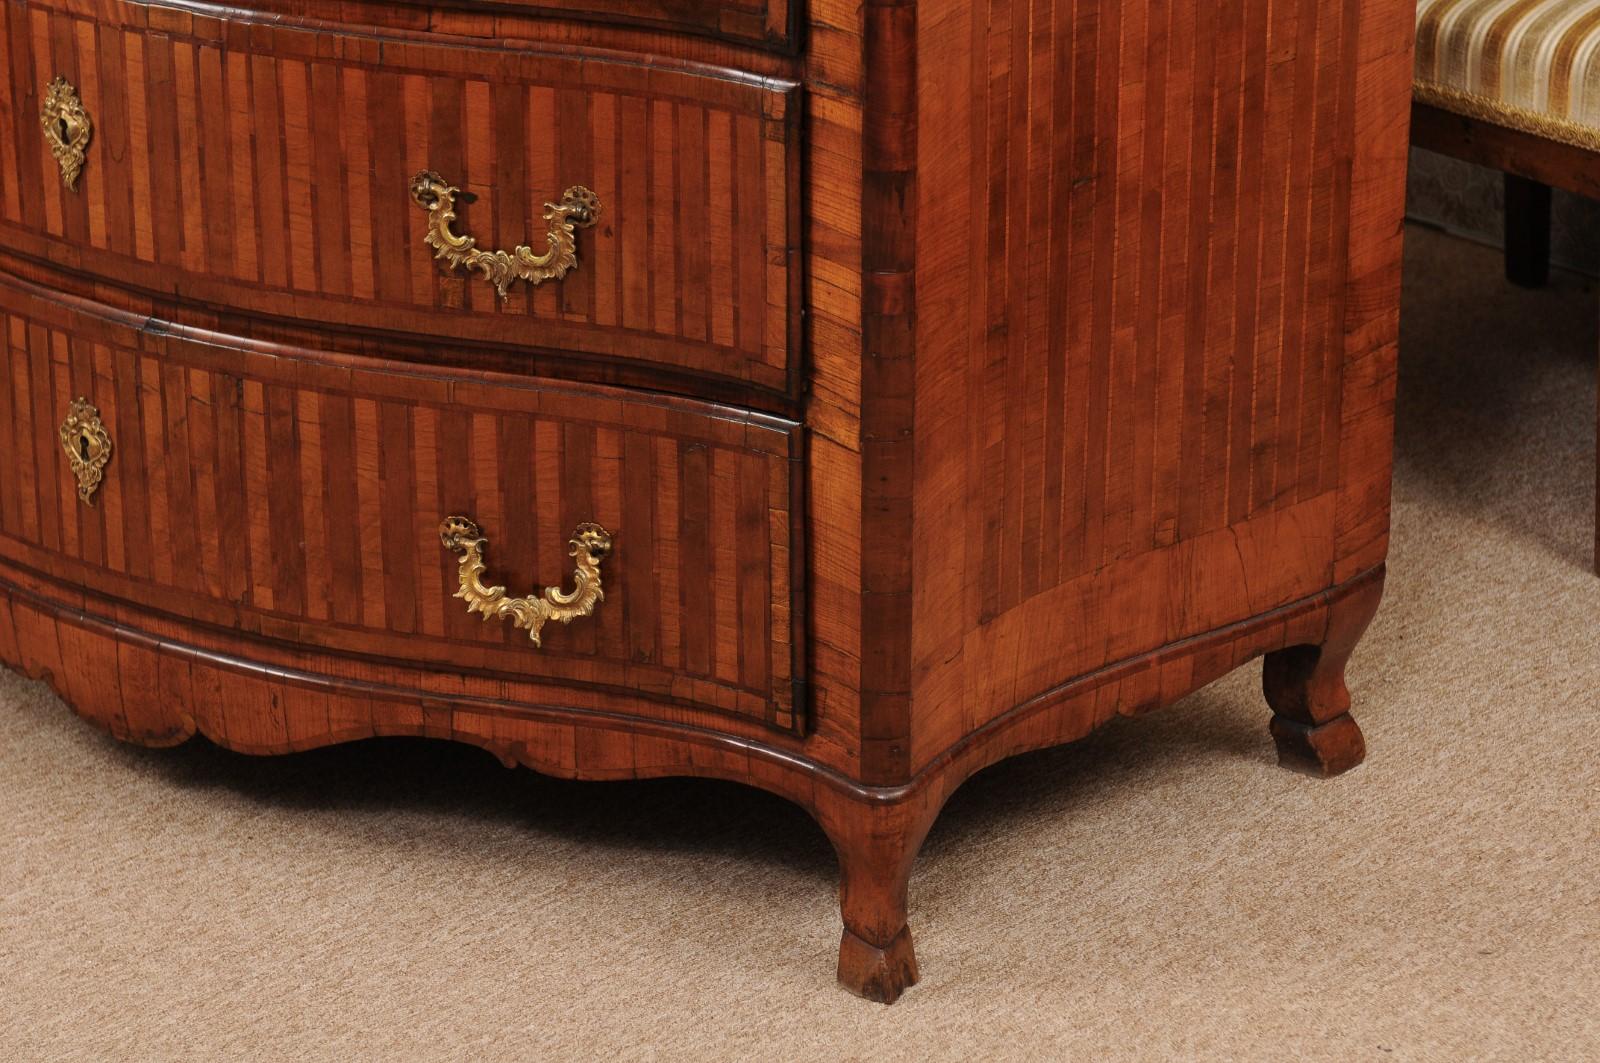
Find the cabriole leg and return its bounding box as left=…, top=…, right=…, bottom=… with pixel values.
left=1262, top=572, right=1385, bottom=777
left=813, top=787, right=944, bottom=1004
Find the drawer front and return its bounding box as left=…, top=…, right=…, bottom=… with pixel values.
left=0, top=1, right=801, bottom=395
left=0, top=275, right=804, bottom=734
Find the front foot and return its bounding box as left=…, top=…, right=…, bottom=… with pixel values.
left=1269, top=712, right=1366, bottom=777
left=1262, top=570, right=1384, bottom=778
left=813, top=787, right=946, bottom=1004
left=838, top=925, right=919, bottom=1004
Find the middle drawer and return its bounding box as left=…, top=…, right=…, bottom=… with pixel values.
left=0, top=0, right=801, bottom=396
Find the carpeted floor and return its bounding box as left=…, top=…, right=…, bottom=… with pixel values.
left=2, top=225, right=1597, bottom=1061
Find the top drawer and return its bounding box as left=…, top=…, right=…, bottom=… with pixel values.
left=0, top=1, right=802, bottom=396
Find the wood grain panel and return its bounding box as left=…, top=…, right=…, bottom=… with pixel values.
left=0, top=0, right=802, bottom=397
left=978, top=0, right=1350, bottom=605
left=908, top=0, right=1408, bottom=772
left=0, top=273, right=805, bottom=734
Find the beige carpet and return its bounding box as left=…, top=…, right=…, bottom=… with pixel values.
left=3, top=225, right=1598, bottom=1061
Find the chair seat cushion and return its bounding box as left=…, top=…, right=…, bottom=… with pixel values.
left=1416, top=0, right=1600, bottom=151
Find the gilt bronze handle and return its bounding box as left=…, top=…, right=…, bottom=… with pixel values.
left=439, top=517, right=612, bottom=647
left=409, top=171, right=600, bottom=300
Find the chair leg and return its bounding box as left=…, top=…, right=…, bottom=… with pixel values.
left=1504, top=174, right=1552, bottom=289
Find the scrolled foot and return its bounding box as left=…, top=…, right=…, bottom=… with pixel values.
left=837, top=925, right=919, bottom=1004
left=1270, top=712, right=1366, bottom=777
left=1262, top=569, right=1384, bottom=779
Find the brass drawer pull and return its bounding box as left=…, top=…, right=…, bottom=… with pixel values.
left=60, top=397, right=112, bottom=505
left=41, top=77, right=91, bottom=190
left=409, top=171, right=600, bottom=301
left=439, top=517, right=612, bottom=647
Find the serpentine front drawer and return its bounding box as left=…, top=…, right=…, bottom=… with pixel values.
left=0, top=0, right=802, bottom=397
left=0, top=274, right=804, bottom=738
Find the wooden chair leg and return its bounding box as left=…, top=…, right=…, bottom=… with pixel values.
left=1261, top=572, right=1385, bottom=778
left=1504, top=173, right=1552, bottom=289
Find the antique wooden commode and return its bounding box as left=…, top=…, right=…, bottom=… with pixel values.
left=0, top=0, right=1414, bottom=1001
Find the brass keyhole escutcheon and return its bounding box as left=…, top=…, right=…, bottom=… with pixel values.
left=59, top=397, right=111, bottom=505
left=40, top=76, right=91, bottom=190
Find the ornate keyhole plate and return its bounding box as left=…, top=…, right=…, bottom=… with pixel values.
left=40, top=76, right=91, bottom=190
left=59, top=397, right=112, bottom=505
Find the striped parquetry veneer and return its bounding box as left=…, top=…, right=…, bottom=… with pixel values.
left=1416, top=0, right=1600, bottom=149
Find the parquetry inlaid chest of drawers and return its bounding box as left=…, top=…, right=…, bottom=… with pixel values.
left=0, top=0, right=1414, bottom=1001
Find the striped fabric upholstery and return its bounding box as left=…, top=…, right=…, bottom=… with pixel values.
left=1416, top=0, right=1600, bottom=150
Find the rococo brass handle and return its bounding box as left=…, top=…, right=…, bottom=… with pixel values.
left=409, top=171, right=601, bottom=301
left=60, top=397, right=112, bottom=505
left=40, top=76, right=91, bottom=190
left=439, top=517, right=613, bottom=647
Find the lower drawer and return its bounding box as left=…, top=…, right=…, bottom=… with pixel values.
left=0, top=273, right=804, bottom=734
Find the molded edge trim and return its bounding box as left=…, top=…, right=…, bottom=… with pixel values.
left=1, top=562, right=1384, bottom=808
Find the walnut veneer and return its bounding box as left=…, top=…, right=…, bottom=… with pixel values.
left=0, top=0, right=1414, bottom=1002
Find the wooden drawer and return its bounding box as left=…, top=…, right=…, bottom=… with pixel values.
left=0, top=0, right=801, bottom=396
left=0, top=272, right=805, bottom=734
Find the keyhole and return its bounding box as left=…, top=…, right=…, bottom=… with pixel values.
left=57, top=117, right=68, bottom=141
left=78, top=434, right=89, bottom=461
